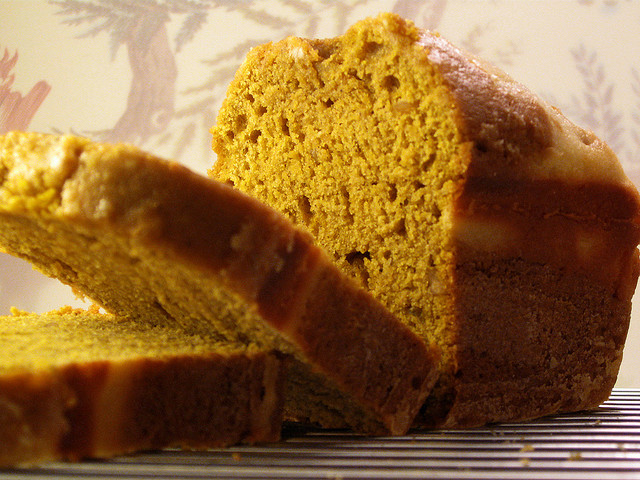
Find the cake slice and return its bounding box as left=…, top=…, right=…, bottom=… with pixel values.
left=210, top=13, right=640, bottom=427
left=0, top=130, right=439, bottom=435
left=0, top=306, right=285, bottom=467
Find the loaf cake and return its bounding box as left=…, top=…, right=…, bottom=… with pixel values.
left=0, top=130, right=439, bottom=435
left=0, top=306, right=285, bottom=467
left=211, top=13, right=640, bottom=427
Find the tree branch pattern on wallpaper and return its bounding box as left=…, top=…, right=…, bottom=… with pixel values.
left=45, top=0, right=640, bottom=183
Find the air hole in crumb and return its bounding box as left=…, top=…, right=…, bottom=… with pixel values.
left=324, top=98, right=334, bottom=108
left=345, top=211, right=354, bottom=224
left=245, top=93, right=255, bottom=103
left=299, top=195, right=312, bottom=221
left=421, top=152, right=437, bottom=171
left=382, top=75, right=400, bottom=91
left=407, top=305, right=423, bottom=319
left=388, top=184, right=398, bottom=202
left=152, top=300, right=171, bottom=318
left=257, top=105, right=267, bottom=116
left=346, top=250, right=371, bottom=264
left=236, top=114, right=247, bottom=132
left=382, top=250, right=391, bottom=260
left=226, top=130, right=234, bottom=140
left=364, top=41, right=382, bottom=55
left=413, top=180, right=425, bottom=190
left=431, top=204, right=442, bottom=220
left=249, top=130, right=261, bottom=143
left=340, top=186, right=350, bottom=201
left=314, top=42, right=336, bottom=60
left=394, top=218, right=406, bottom=236
left=345, top=250, right=371, bottom=286
left=225, top=179, right=235, bottom=187
left=281, top=117, right=290, bottom=135
left=340, top=187, right=354, bottom=224
left=348, top=68, right=363, bottom=81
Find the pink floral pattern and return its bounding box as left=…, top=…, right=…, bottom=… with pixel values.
left=0, top=48, right=50, bottom=134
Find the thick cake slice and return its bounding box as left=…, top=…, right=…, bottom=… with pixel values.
left=0, top=306, right=285, bottom=467
left=0, top=131, right=439, bottom=435
left=211, top=13, right=640, bottom=427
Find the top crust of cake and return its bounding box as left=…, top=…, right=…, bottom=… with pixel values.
left=419, top=30, right=632, bottom=185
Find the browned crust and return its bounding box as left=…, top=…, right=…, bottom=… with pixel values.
left=418, top=32, right=553, bottom=172
left=104, top=353, right=285, bottom=453
left=289, top=260, right=440, bottom=434
left=0, top=132, right=439, bottom=435
left=420, top=28, right=640, bottom=427
left=0, top=351, right=285, bottom=467
left=454, top=179, right=640, bottom=299
left=419, top=28, right=640, bottom=228
left=0, top=371, right=72, bottom=467
left=443, top=255, right=636, bottom=428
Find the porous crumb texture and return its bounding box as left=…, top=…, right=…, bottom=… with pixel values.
left=0, top=306, right=253, bottom=371
left=211, top=12, right=640, bottom=427
left=212, top=11, right=461, bottom=361
left=0, top=131, right=439, bottom=436
left=0, top=307, right=285, bottom=467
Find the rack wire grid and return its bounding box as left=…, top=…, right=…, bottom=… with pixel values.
left=2, top=388, right=640, bottom=480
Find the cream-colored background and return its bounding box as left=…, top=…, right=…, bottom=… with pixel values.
left=2, top=0, right=639, bottom=386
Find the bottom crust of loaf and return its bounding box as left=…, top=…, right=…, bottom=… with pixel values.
left=0, top=352, right=285, bottom=467
left=418, top=255, right=637, bottom=428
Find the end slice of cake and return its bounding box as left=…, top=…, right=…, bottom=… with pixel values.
left=0, top=131, right=440, bottom=435
left=210, top=12, right=640, bottom=427
left=0, top=306, right=285, bottom=467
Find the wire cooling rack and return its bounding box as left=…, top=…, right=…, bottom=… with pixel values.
left=2, top=388, right=640, bottom=480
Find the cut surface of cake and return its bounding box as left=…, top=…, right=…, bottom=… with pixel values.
left=210, top=13, right=640, bottom=427
left=0, top=130, right=439, bottom=435
left=0, top=306, right=285, bottom=467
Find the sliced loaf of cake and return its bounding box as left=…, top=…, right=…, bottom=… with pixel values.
left=0, top=130, right=439, bottom=435
left=0, top=306, right=285, bottom=467
left=211, top=13, right=640, bottom=427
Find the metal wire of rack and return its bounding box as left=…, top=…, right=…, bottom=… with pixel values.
left=2, top=388, right=640, bottom=480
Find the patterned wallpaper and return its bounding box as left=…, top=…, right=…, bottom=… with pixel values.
left=2, top=0, right=640, bottom=386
